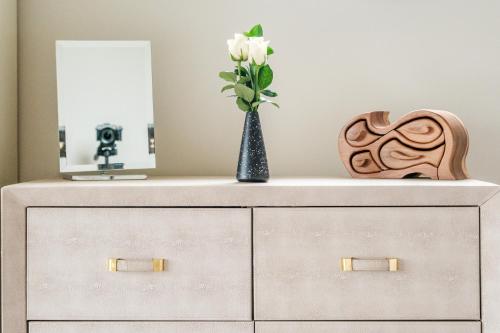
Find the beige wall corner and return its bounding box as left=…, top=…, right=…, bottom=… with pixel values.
left=0, top=0, right=18, bottom=186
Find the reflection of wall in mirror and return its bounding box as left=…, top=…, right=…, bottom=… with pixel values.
left=56, top=41, right=155, bottom=173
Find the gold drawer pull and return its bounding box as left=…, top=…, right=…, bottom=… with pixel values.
left=108, top=258, right=166, bottom=272
left=340, top=257, right=399, bottom=272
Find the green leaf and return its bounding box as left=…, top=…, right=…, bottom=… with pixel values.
left=234, top=83, right=255, bottom=103
left=238, top=76, right=251, bottom=84
left=258, top=65, right=273, bottom=89
left=234, top=66, right=249, bottom=76
left=267, top=46, right=274, bottom=56
left=221, top=84, right=235, bottom=93
left=245, top=24, right=263, bottom=37
left=219, top=71, right=237, bottom=82
left=236, top=97, right=251, bottom=112
left=260, top=89, right=277, bottom=97
left=252, top=98, right=280, bottom=109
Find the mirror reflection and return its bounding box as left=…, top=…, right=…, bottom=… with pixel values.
left=56, top=40, right=155, bottom=173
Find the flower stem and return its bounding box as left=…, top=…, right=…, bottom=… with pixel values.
left=236, top=61, right=241, bottom=82
left=254, top=65, right=260, bottom=112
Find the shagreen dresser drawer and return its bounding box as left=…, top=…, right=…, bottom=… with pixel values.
left=255, top=322, right=481, bottom=333
left=254, top=207, right=480, bottom=320
left=29, top=322, right=254, bottom=333
left=27, top=208, right=252, bottom=320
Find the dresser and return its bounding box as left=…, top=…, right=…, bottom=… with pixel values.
left=2, top=178, right=499, bottom=333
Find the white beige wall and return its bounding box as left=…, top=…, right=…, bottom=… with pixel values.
left=0, top=0, right=17, bottom=186
left=18, top=0, right=500, bottom=183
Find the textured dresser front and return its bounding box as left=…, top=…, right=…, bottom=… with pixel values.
left=254, top=207, right=480, bottom=320
left=27, top=208, right=252, bottom=321
left=29, top=322, right=254, bottom=333
left=255, top=322, right=481, bottom=333
left=3, top=179, right=498, bottom=333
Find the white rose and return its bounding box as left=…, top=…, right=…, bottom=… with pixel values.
left=227, top=33, right=249, bottom=61
left=247, top=37, right=270, bottom=66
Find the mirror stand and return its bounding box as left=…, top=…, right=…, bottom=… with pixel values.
left=63, top=174, right=148, bottom=181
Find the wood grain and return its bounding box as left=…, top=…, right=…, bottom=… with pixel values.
left=338, top=110, right=469, bottom=179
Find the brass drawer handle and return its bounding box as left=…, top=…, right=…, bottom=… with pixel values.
left=108, top=258, right=166, bottom=272
left=340, top=257, right=399, bottom=272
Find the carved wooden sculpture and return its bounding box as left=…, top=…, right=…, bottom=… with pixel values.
left=338, top=110, right=469, bottom=179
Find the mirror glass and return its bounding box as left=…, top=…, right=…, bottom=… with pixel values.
left=56, top=40, right=155, bottom=173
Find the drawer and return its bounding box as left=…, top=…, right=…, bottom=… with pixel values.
left=27, top=208, right=251, bottom=320
left=29, top=322, right=254, bottom=333
left=254, top=207, right=479, bottom=320
left=255, top=322, right=480, bottom=333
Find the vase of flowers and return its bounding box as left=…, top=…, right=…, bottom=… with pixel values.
left=219, top=24, right=279, bottom=182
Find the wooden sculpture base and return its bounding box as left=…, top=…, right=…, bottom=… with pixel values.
left=338, top=110, right=469, bottom=180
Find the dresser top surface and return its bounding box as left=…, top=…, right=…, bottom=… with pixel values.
left=2, top=177, right=498, bottom=207
left=3, top=176, right=499, bottom=188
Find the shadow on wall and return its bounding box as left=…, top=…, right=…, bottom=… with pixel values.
left=0, top=0, right=18, bottom=186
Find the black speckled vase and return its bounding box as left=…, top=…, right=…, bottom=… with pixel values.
left=236, top=111, right=269, bottom=182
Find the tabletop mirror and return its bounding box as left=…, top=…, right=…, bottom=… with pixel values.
left=56, top=40, right=155, bottom=180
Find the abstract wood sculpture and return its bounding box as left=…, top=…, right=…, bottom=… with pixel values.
left=338, top=109, right=469, bottom=180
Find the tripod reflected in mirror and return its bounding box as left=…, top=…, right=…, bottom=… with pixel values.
left=93, top=123, right=124, bottom=171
